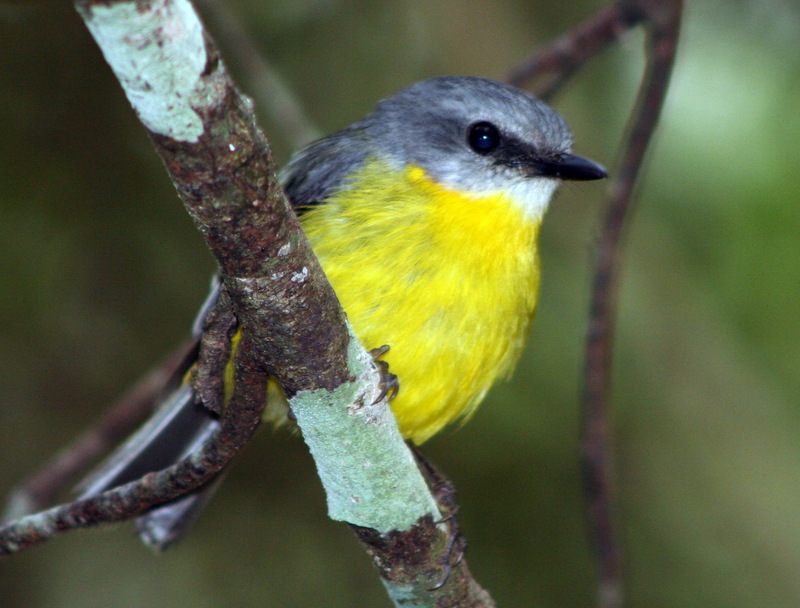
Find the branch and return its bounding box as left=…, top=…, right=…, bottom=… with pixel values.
left=509, top=2, right=683, bottom=607
left=508, top=2, right=645, bottom=100
left=2, top=0, right=493, bottom=604
left=582, top=5, right=682, bottom=606
left=0, top=331, right=265, bottom=555
left=193, top=0, right=321, bottom=149
left=2, top=341, right=195, bottom=521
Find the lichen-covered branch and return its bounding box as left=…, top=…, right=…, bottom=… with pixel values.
left=2, top=0, right=494, bottom=604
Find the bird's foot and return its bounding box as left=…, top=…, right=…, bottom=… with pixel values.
left=406, top=441, right=467, bottom=590
left=370, top=345, right=399, bottom=403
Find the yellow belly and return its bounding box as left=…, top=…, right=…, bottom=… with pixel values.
left=298, top=162, right=542, bottom=444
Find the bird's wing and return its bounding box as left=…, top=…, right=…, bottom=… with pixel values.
left=279, top=125, right=369, bottom=212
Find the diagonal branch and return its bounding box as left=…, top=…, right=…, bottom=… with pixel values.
left=508, top=2, right=646, bottom=100
left=193, top=0, right=321, bottom=149
left=2, top=340, right=195, bottom=522
left=1, top=0, right=492, bottom=604
left=0, top=331, right=266, bottom=555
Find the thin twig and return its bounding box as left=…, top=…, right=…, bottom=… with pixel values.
left=508, top=2, right=646, bottom=100
left=0, top=333, right=267, bottom=555
left=508, top=2, right=683, bottom=607
left=581, top=2, right=682, bottom=608
left=3, top=340, right=196, bottom=522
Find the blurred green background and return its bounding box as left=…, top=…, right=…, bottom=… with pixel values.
left=2, top=0, right=799, bottom=606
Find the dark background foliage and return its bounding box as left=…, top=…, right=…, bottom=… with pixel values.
left=1, top=1, right=799, bottom=606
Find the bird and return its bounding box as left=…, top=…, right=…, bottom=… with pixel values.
left=77, top=76, right=606, bottom=547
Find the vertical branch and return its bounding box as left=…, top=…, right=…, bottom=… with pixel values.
left=581, top=2, right=682, bottom=607
left=508, top=1, right=683, bottom=606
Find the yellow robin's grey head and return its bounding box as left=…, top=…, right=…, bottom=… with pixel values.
left=281, top=76, right=606, bottom=217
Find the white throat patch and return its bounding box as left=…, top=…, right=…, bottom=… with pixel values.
left=506, top=177, right=560, bottom=221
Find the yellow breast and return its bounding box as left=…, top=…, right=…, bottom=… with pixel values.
left=298, top=161, right=542, bottom=443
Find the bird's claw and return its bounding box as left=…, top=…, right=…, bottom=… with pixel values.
left=370, top=346, right=399, bottom=404
left=429, top=524, right=466, bottom=591
left=405, top=441, right=467, bottom=591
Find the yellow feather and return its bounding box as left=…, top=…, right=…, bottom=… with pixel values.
left=297, top=160, right=542, bottom=443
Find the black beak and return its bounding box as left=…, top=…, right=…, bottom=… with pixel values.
left=538, top=153, right=607, bottom=181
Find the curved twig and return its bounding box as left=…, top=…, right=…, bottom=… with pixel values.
left=2, top=341, right=196, bottom=522
left=582, top=3, right=682, bottom=607
left=509, top=2, right=683, bottom=607
left=0, top=329, right=266, bottom=555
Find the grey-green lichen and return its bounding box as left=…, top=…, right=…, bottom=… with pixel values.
left=79, top=0, right=211, bottom=142
left=290, top=325, right=441, bottom=533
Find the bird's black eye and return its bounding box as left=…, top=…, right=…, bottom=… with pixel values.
left=467, top=121, right=500, bottom=154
